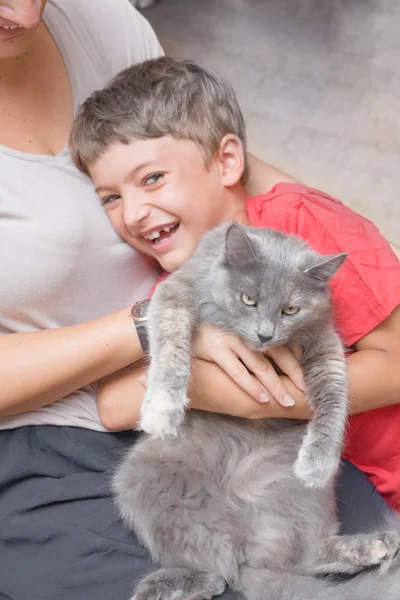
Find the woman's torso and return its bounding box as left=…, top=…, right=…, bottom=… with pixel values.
left=0, top=0, right=162, bottom=431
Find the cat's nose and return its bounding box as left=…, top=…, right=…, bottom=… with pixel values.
left=257, top=333, right=273, bottom=343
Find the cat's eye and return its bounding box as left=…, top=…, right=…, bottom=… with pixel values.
left=241, top=293, right=257, bottom=307
left=282, top=306, right=300, bottom=315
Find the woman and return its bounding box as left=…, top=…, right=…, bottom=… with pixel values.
left=0, top=1, right=394, bottom=599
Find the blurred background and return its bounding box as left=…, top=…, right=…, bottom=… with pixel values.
left=139, top=0, right=399, bottom=244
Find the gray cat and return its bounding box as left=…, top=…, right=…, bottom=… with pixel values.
left=114, top=224, right=400, bottom=600
left=140, top=223, right=348, bottom=488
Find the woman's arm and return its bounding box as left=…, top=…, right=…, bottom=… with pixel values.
left=97, top=358, right=307, bottom=432
left=97, top=324, right=306, bottom=430
left=0, top=307, right=143, bottom=417
left=98, top=305, right=400, bottom=430
left=195, top=305, right=400, bottom=416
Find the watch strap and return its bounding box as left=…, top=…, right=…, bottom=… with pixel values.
left=135, top=320, right=150, bottom=353
left=130, top=300, right=150, bottom=353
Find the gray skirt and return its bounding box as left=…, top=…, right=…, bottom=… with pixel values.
left=0, top=425, right=390, bottom=600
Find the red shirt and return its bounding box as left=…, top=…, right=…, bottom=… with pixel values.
left=247, top=183, right=400, bottom=509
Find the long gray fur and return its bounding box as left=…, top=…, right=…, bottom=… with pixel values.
left=140, top=223, right=348, bottom=488
left=114, top=224, right=400, bottom=599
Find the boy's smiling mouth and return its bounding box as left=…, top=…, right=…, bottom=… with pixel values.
left=141, top=221, right=180, bottom=245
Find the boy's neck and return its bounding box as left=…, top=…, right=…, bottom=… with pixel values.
left=222, top=184, right=250, bottom=227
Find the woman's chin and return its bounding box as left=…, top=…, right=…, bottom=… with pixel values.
left=0, top=29, right=35, bottom=60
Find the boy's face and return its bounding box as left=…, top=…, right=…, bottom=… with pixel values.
left=89, top=136, right=245, bottom=272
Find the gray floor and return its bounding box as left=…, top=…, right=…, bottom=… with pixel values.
left=142, top=0, right=400, bottom=244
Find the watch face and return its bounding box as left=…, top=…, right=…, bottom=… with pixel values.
left=132, top=299, right=150, bottom=322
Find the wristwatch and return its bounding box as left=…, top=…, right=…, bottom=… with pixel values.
left=130, top=299, right=150, bottom=353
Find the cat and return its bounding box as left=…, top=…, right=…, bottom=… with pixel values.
left=115, top=412, right=400, bottom=600
left=113, top=223, right=400, bottom=600
left=140, top=222, right=349, bottom=488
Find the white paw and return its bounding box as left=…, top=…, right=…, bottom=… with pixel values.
left=338, top=532, right=400, bottom=574
left=294, top=443, right=340, bottom=489
left=374, top=532, right=400, bottom=572
left=140, top=390, right=185, bottom=438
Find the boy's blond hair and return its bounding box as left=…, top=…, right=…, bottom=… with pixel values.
left=70, top=56, right=249, bottom=183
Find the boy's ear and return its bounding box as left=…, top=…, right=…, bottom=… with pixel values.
left=218, top=134, right=245, bottom=187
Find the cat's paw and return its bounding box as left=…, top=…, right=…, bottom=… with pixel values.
left=132, top=570, right=225, bottom=600
left=371, top=532, right=400, bottom=572
left=294, top=442, right=340, bottom=488
left=339, top=532, right=400, bottom=573
left=140, top=390, right=186, bottom=438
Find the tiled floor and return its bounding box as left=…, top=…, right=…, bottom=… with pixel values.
left=143, top=0, right=400, bottom=243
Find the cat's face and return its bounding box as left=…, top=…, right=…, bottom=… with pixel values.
left=219, top=224, right=346, bottom=351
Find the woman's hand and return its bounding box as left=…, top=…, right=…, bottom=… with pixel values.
left=98, top=356, right=311, bottom=432
left=192, top=324, right=305, bottom=408
left=188, top=360, right=311, bottom=421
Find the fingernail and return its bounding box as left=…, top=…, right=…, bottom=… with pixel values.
left=139, top=376, right=147, bottom=387
left=283, top=394, right=295, bottom=407
left=259, top=392, right=269, bottom=403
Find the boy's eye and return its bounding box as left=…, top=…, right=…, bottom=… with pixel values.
left=282, top=306, right=300, bottom=315
left=144, top=173, right=164, bottom=186
left=241, top=292, right=257, bottom=307
left=101, top=195, right=120, bottom=206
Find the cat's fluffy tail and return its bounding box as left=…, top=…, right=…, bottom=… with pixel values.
left=241, top=513, right=400, bottom=600
left=240, top=568, right=400, bottom=600
left=332, top=568, right=400, bottom=599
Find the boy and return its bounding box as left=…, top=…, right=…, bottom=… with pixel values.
left=70, top=57, right=400, bottom=510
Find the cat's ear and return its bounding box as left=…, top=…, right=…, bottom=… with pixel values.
left=304, top=253, right=347, bottom=281
left=225, top=223, right=259, bottom=265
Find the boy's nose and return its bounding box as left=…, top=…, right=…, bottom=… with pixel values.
left=0, top=1, right=43, bottom=29
left=123, top=203, right=151, bottom=230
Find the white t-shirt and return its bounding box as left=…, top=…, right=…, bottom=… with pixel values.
left=0, top=0, right=162, bottom=431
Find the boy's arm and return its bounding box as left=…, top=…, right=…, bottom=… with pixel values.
left=347, top=304, right=400, bottom=413
left=246, top=155, right=400, bottom=258
left=97, top=364, right=146, bottom=431
left=245, top=153, right=299, bottom=197
left=283, top=304, right=400, bottom=413
left=390, top=242, right=400, bottom=260
left=97, top=304, right=400, bottom=430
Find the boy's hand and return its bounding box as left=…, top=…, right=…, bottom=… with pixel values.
left=192, top=324, right=305, bottom=407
